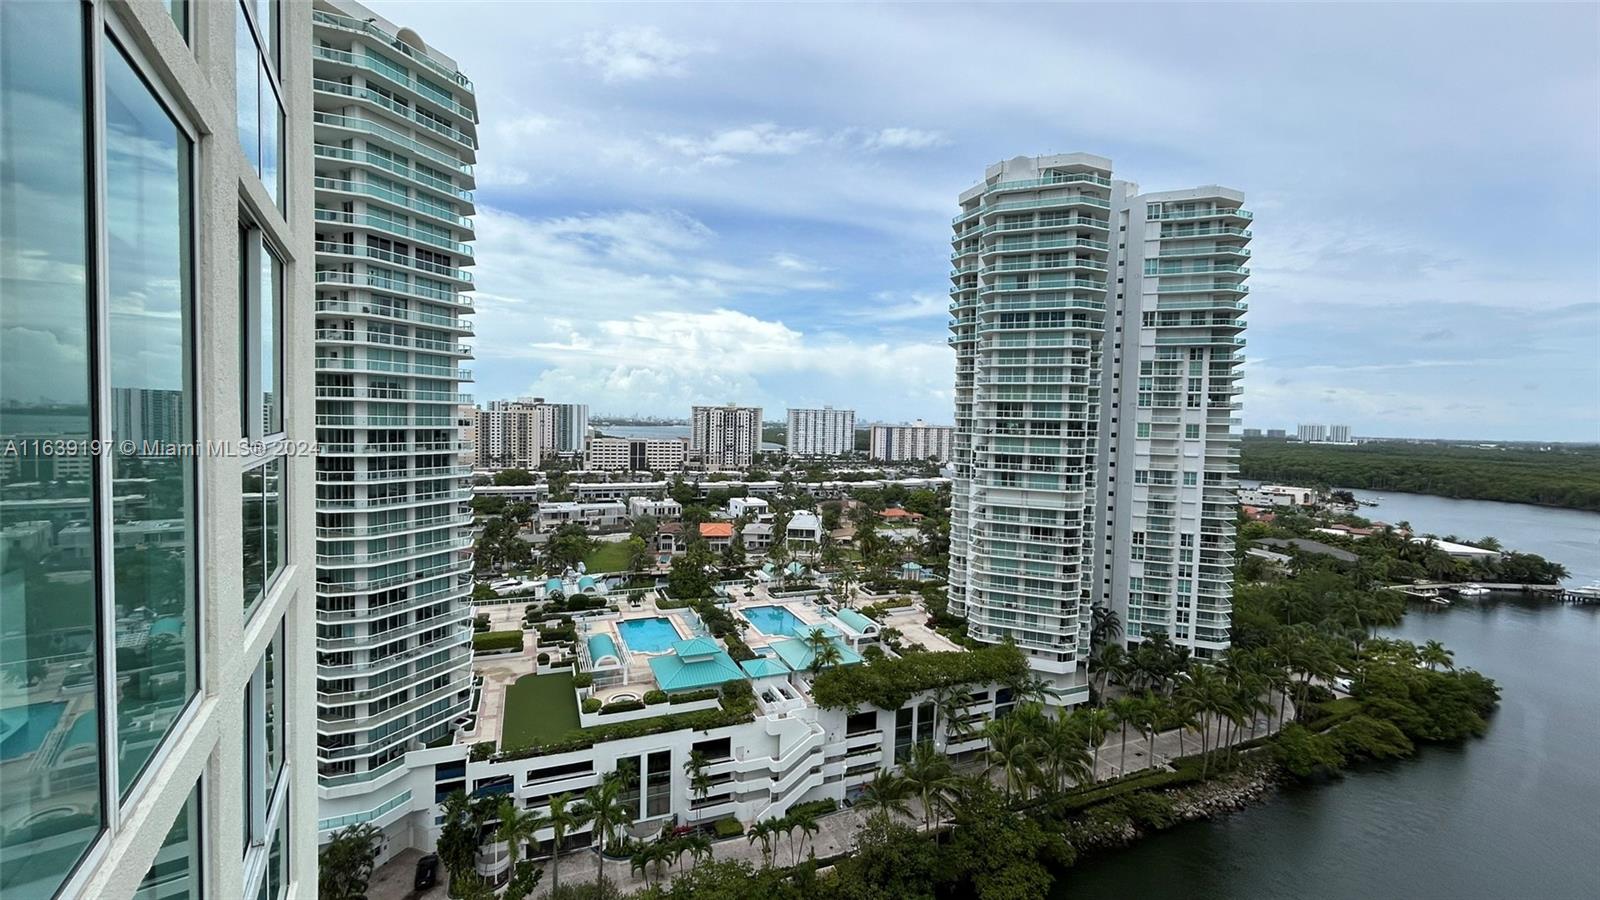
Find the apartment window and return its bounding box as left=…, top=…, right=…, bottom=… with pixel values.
left=239, top=222, right=284, bottom=438
left=0, top=3, right=103, bottom=892
left=244, top=626, right=289, bottom=899
left=235, top=2, right=284, bottom=206
left=1136, top=422, right=1151, bottom=438
left=894, top=707, right=914, bottom=762
left=1183, top=472, right=1198, bottom=486
left=106, top=25, right=201, bottom=798
left=1185, top=424, right=1200, bottom=439
left=169, top=1, right=187, bottom=40
left=134, top=782, right=202, bottom=900
left=242, top=457, right=284, bottom=616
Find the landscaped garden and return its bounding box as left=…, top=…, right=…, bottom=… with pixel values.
left=581, top=540, right=635, bottom=573
left=501, top=672, right=581, bottom=750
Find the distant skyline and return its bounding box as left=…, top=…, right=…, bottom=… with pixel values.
left=379, top=2, right=1600, bottom=442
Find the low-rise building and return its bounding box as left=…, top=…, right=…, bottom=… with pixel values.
left=1238, top=484, right=1316, bottom=507
left=628, top=497, right=682, bottom=521
left=699, top=521, right=735, bottom=551
left=536, top=501, right=628, bottom=532
left=587, top=436, right=689, bottom=472
left=786, top=511, right=823, bottom=553
left=728, top=497, right=770, bottom=519
left=473, top=484, right=551, bottom=505
left=573, top=481, right=669, bottom=502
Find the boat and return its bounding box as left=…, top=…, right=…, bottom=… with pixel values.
left=1453, top=583, right=1491, bottom=597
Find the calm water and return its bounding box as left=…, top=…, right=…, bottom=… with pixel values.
left=1058, top=494, right=1600, bottom=899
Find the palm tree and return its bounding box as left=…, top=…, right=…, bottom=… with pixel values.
left=1108, top=696, right=1144, bottom=777
left=902, top=741, right=958, bottom=831
left=791, top=810, right=820, bottom=863
left=1090, top=642, right=1127, bottom=703
left=583, top=773, right=633, bottom=895
left=1077, top=706, right=1116, bottom=781
left=746, top=819, right=779, bottom=868
left=684, top=833, right=713, bottom=869
left=683, top=750, right=712, bottom=811
left=495, top=800, right=545, bottom=885
left=1421, top=639, right=1455, bottom=671
left=543, top=793, right=587, bottom=896
left=1012, top=674, right=1062, bottom=707
left=803, top=627, right=843, bottom=674
left=1036, top=711, right=1092, bottom=794
left=1133, top=692, right=1164, bottom=772
left=983, top=715, right=1037, bottom=800
left=857, top=768, right=912, bottom=825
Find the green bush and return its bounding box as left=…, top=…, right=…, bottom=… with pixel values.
left=537, top=652, right=551, bottom=665
left=787, top=798, right=837, bottom=819
left=582, top=698, right=602, bottom=714
left=643, top=690, right=668, bottom=705
left=573, top=672, right=594, bottom=688
left=473, top=630, right=524, bottom=653
left=668, top=688, right=719, bottom=704
left=538, top=624, right=578, bottom=644
left=470, top=742, right=496, bottom=761
left=711, top=817, right=744, bottom=839
left=810, top=643, right=1028, bottom=710
left=473, top=614, right=491, bottom=633
left=601, top=700, right=646, bottom=714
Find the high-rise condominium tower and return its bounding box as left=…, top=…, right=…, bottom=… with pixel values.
left=787, top=407, right=856, bottom=457
left=311, top=0, right=478, bottom=851
left=948, top=154, right=1250, bottom=698
left=691, top=404, right=762, bottom=470
left=1, top=2, right=316, bottom=898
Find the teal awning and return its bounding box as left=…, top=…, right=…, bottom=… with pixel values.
left=833, top=608, right=877, bottom=635
left=648, top=645, right=746, bottom=692
left=587, top=633, right=621, bottom=666
left=770, top=636, right=862, bottom=671
left=740, top=657, right=791, bottom=678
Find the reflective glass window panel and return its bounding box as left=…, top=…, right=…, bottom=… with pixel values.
left=259, top=241, right=281, bottom=433
left=243, top=464, right=265, bottom=611
left=263, top=457, right=282, bottom=590
left=134, top=781, right=201, bottom=900
left=264, top=622, right=284, bottom=804
left=104, top=30, right=199, bottom=799
left=0, top=2, right=103, bottom=895
left=234, top=3, right=258, bottom=175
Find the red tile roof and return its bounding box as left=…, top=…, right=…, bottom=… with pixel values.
left=880, top=508, right=923, bottom=520
left=699, top=522, right=734, bottom=538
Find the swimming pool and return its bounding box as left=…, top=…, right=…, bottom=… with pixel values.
left=617, top=617, right=682, bottom=654
left=743, top=605, right=810, bottom=637
left=0, top=701, right=67, bottom=761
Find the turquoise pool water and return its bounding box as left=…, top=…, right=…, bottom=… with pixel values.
left=0, top=701, right=66, bottom=761
left=744, top=605, right=809, bottom=637
left=618, top=617, right=682, bottom=654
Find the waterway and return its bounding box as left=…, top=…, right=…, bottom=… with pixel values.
left=1057, top=493, right=1600, bottom=899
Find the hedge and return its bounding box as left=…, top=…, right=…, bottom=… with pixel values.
left=810, top=642, right=1029, bottom=710
left=644, top=690, right=669, bottom=705
left=668, top=688, right=719, bottom=705
left=787, top=798, right=838, bottom=819
left=582, top=698, right=602, bottom=714
left=473, top=631, right=524, bottom=653
left=601, top=700, right=646, bottom=715
left=538, top=625, right=578, bottom=644
left=573, top=672, right=594, bottom=688
left=712, top=817, right=744, bottom=839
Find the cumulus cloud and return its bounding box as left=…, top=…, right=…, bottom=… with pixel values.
left=576, top=26, right=707, bottom=83
left=861, top=127, right=947, bottom=151
left=657, top=123, right=819, bottom=166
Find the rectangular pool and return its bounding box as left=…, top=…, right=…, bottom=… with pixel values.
left=743, top=605, right=809, bottom=637
left=617, top=617, right=682, bottom=654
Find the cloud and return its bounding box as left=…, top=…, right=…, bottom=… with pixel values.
left=862, top=127, right=948, bottom=151
left=853, top=291, right=948, bottom=323
left=576, top=26, right=707, bottom=83
left=657, top=123, right=819, bottom=166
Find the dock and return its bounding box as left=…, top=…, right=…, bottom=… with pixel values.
left=1386, top=582, right=1576, bottom=601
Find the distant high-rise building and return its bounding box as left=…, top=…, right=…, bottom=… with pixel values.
left=531, top=398, right=589, bottom=455
left=1, top=2, right=316, bottom=896
left=870, top=420, right=955, bottom=462
left=1242, top=427, right=1263, bottom=438
left=477, top=400, right=543, bottom=469
left=312, top=0, right=478, bottom=860
left=1297, top=423, right=1328, bottom=442
left=1327, top=424, right=1353, bottom=443
left=691, top=404, right=762, bottom=470
left=1266, top=428, right=1288, bottom=439
left=948, top=153, right=1250, bottom=699
left=787, top=407, right=855, bottom=457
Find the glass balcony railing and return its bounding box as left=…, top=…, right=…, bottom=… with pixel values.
left=313, top=112, right=471, bottom=173
left=314, top=144, right=472, bottom=201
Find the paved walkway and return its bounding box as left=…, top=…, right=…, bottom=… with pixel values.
left=367, top=848, right=448, bottom=900
left=532, top=696, right=1293, bottom=896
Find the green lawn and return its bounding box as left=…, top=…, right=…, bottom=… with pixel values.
left=502, top=672, right=581, bottom=750
left=582, top=541, right=634, bottom=573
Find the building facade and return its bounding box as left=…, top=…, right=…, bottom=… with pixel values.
left=786, top=407, right=855, bottom=457
left=586, top=436, right=689, bottom=472
left=1326, top=424, right=1352, bottom=443
left=476, top=400, right=542, bottom=469
left=1296, top=423, right=1327, bottom=442
left=1096, top=181, right=1251, bottom=660
left=0, top=2, right=316, bottom=898
left=691, top=404, right=762, bottom=471
left=310, top=0, right=478, bottom=854
left=869, top=420, right=955, bottom=463
left=532, top=399, right=589, bottom=456
left=948, top=153, right=1250, bottom=697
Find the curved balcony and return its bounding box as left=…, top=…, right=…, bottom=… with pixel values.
left=314, top=209, right=473, bottom=255
left=315, top=299, right=472, bottom=333
left=1158, top=225, right=1252, bottom=240
left=313, top=112, right=471, bottom=174
left=311, top=45, right=475, bottom=120
left=316, top=272, right=473, bottom=310
left=980, top=258, right=1106, bottom=275
left=316, top=440, right=473, bottom=456
left=315, top=240, right=472, bottom=283
left=314, top=79, right=477, bottom=151
left=315, top=143, right=473, bottom=204
left=317, top=512, right=473, bottom=541
left=316, top=328, right=471, bottom=356
left=1154, top=282, right=1249, bottom=295
left=315, top=176, right=473, bottom=231
left=983, top=171, right=1111, bottom=195
left=1149, top=207, right=1252, bottom=222
left=317, top=558, right=473, bottom=594
left=953, top=191, right=1112, bottom=224
left=312, top=9, right=476, bottom=91
left=314, top=463, right=473, bottom=483
left=315, top=356, right=471, bottom=380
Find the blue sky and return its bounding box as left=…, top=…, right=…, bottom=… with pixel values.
left=377, top=1, right=1599, bottom=441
